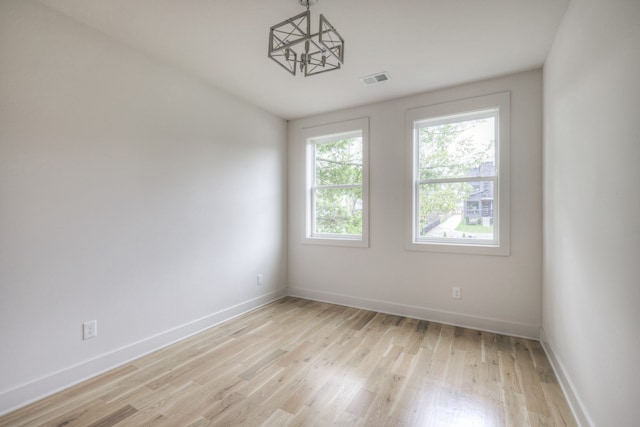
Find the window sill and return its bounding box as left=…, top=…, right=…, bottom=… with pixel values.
left=406, top=240, right=510, bottom=256
left=303, top=236, right=369, bottom=248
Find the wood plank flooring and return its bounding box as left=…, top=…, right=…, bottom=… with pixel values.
left=0, top=297, right=577, bottom=426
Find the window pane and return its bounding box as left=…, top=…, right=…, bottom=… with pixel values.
left=315, top=137, right=362, bottom=186
left=418, top=116, right=495, bottom=180
left=314, top=187, right=362, bottom=235
left=418, top=181, right=495, bottom=240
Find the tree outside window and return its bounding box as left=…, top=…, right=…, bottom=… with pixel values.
left=303, top=117, right=369, bottom=247
left=416, top=115, right=496, bottom=241
left=313, top=136, right=363, bottom=235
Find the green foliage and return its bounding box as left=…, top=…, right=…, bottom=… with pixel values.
left=418, top=121, right=494, bottom=181
left=314, top=138, right=363, bottom=235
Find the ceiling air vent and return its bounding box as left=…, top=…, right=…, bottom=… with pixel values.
left=360, top=72, right=390, bottom=86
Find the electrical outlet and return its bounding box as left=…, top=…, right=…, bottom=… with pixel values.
left=257, top=274, right=264, bottom=286
left=452, top=287, right=461, bottom=299
left=83, top=320, right=97, bottom=340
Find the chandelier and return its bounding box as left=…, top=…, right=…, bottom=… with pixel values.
left=268, top=0, right=344, bottom=77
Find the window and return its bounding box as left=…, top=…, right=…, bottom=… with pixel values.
left=406, top=92, right=510, bottom=255
left=303, top=118, right=369, bottom=247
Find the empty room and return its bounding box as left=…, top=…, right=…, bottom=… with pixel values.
left=0, top=0, right=638, bottom=426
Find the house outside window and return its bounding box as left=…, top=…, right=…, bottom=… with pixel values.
left=405, top=92, right=510, bottom=255
left=303, top=117, right=369, bottom=247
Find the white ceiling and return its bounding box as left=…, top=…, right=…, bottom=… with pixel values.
left=38, top=0, right=570, bottom=120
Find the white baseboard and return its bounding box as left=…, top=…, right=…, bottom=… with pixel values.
left=287, top=286, right=540, bottom=339
left=539, top=328, right=594, bottom=427
left=0, top=288, right=287, bottom=416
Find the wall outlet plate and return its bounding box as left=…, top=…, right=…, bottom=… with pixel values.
left=83, top=320, right=97, bottom=340
left=452, top=287, right=461, bottom=299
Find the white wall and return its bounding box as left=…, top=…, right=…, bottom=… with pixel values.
left=542, top=0, right=640, bottom=425
left=288, top=70, right=543, bottom=338
left=0, top=0, right=287, bottom=413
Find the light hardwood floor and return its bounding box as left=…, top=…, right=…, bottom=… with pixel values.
left=0, top=297, right=576, bottom=426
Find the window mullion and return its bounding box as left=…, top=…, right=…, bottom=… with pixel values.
left=417, top=176, right=496, bottom=185
left=313, top=183, right=361, bottom=190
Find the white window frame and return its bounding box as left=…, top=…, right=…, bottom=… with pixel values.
left=405, top=92, right=510, bottom=256
left=303, top=117, right=369, bottom=247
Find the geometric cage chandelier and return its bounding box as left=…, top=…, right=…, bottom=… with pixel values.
left=268, top=0, right=344, bottom=77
